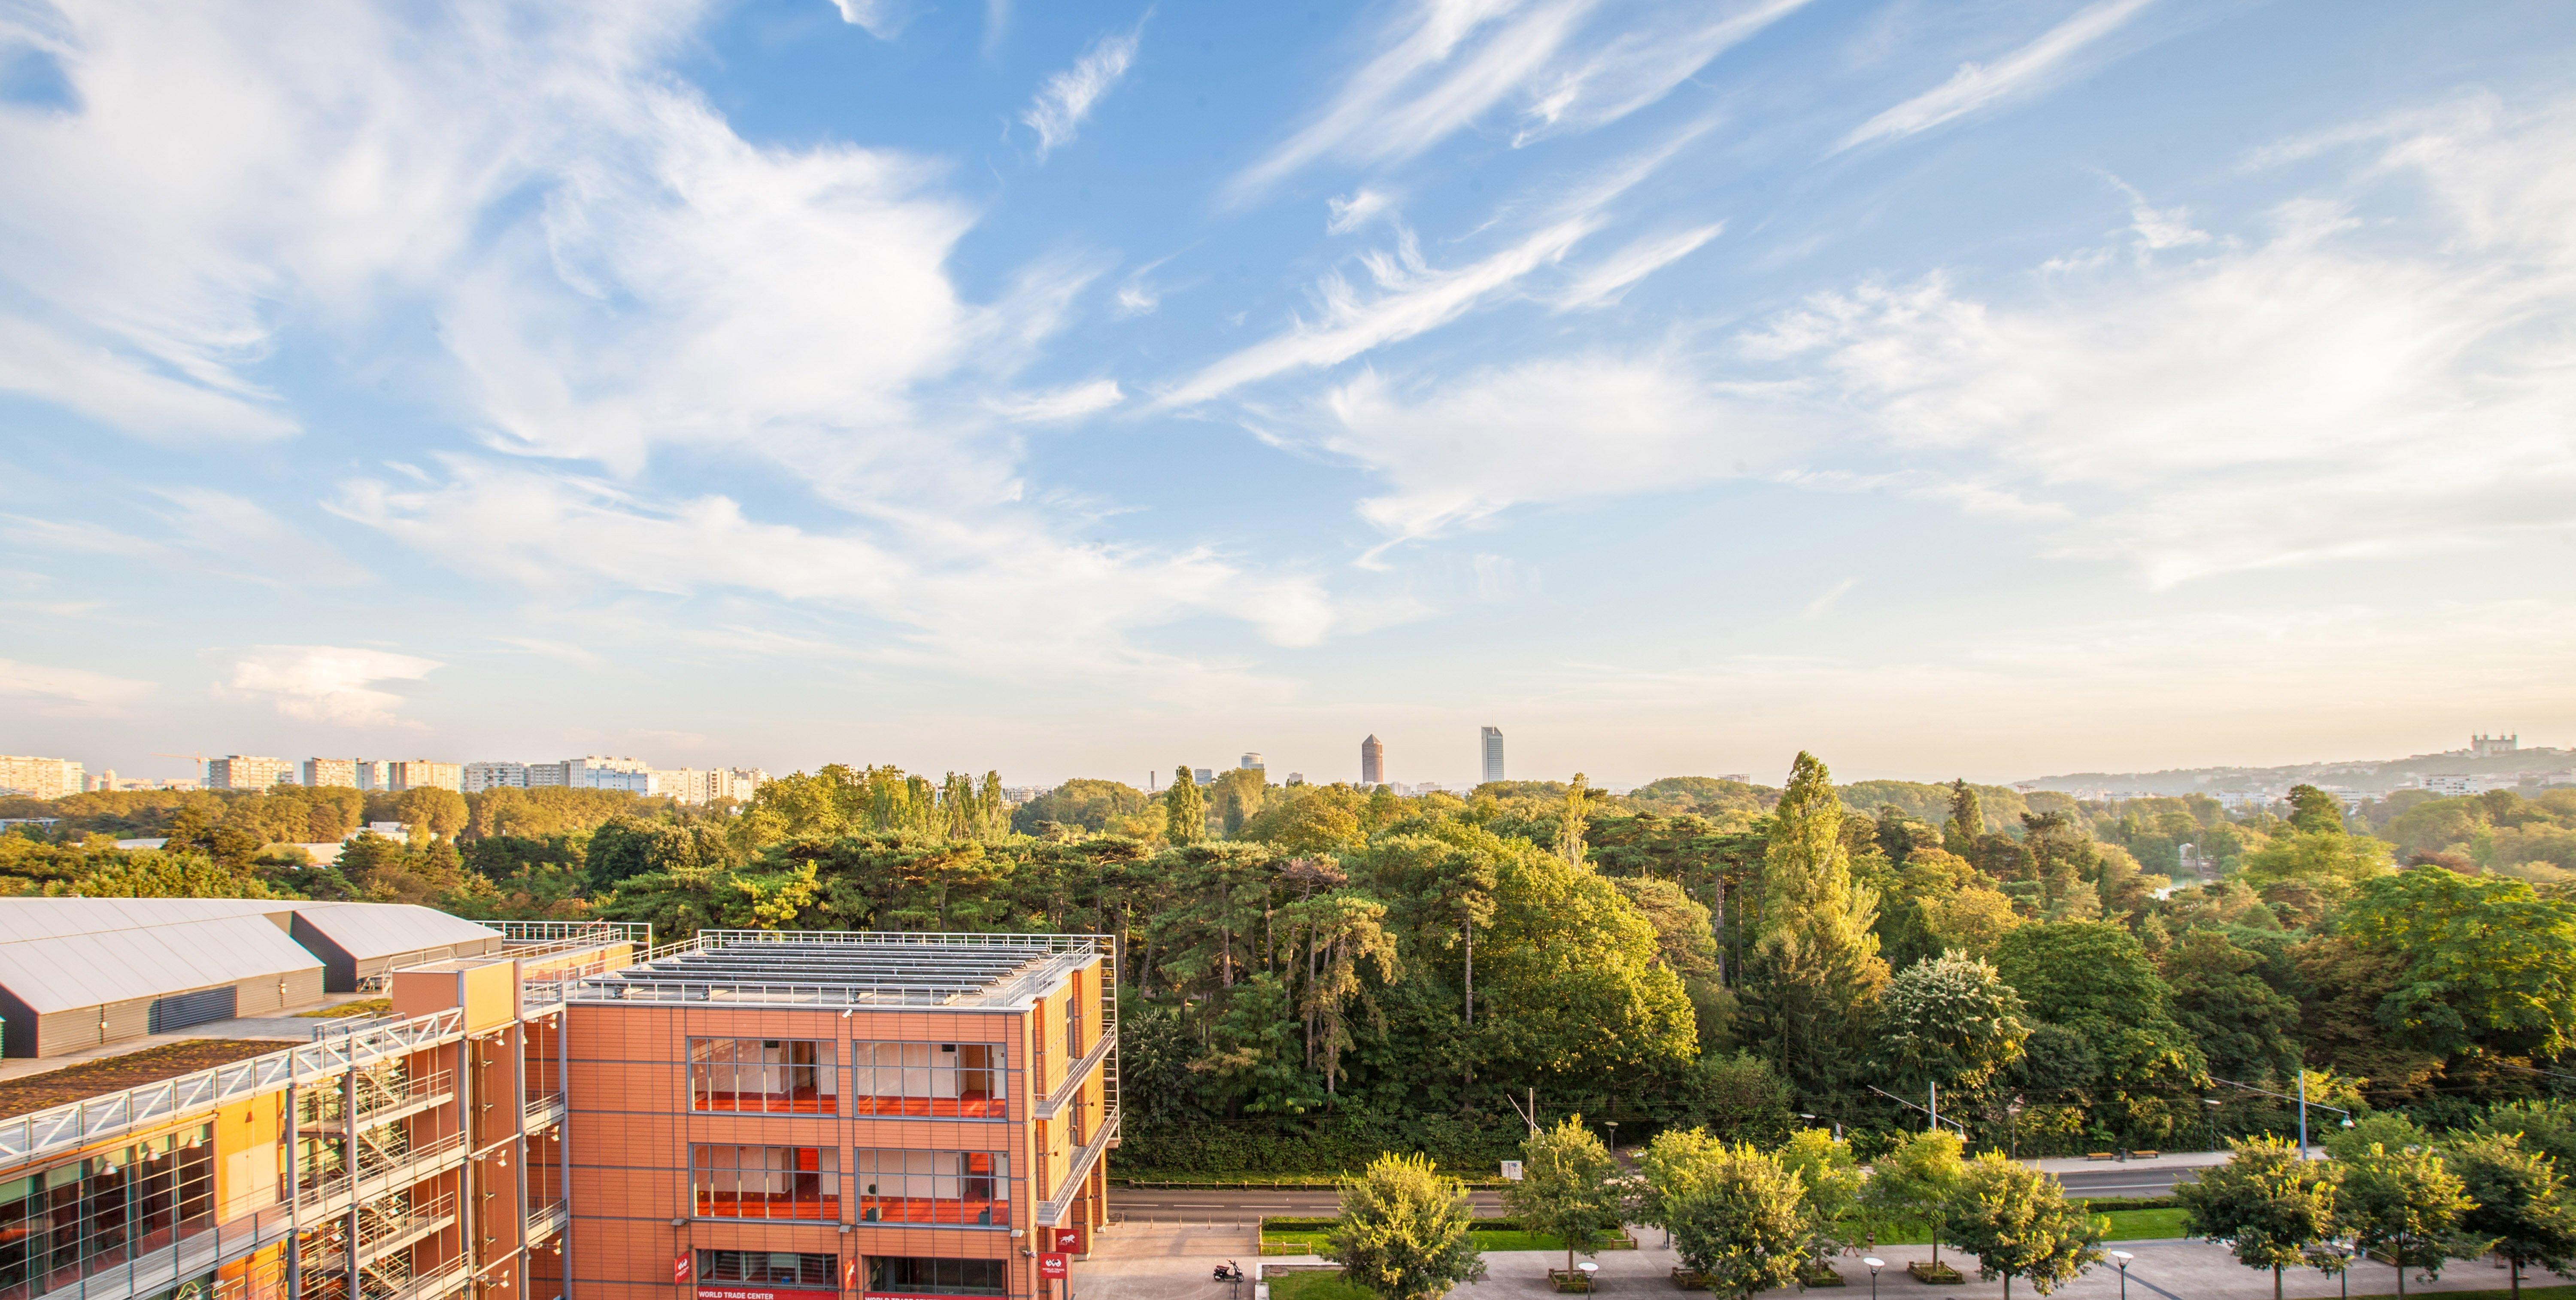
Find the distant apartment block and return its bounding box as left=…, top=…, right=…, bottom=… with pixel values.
left=1481, top=726, right=1505, bottom=784
left=1191, top=768, right=1214, bottom=786
left=207, top=754, right=294, bottom=790
left=1285, top=771, right=1306, bottom=785
left=529, top=755, right=651, bottom=793
left=464, top=760, right=531, bottom=792
left=2421, top=774, right=2479, bottom=797
left=387, top=760, right=464, bottom=792
left=0, top=754, right=85, bottom=800
left=702, top=766, right=769, bottom=803
left=1240, top=753, right=1264, bottom=772
left=355, top=759, right=389, bottom=790
left=303, top=756, right=359, bottom=788
left=1360, top=734, right=1384, bottom=786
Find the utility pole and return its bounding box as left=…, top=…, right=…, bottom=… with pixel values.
left=1929, top=1081, right=1939, bottom=1136
left=2297, top=1071, right=2308, bottom=1161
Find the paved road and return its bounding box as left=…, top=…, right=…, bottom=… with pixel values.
left=1109, top=1162, right=2198, bottom=1222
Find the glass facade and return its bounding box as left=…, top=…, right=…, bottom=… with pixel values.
left=866, top=1257, right=1005, bottom=1298
left=853, top=1151, right=1009, bottom=1227
left=691, top=1146, right=839, bottom=1220
left=691, top=1039, right=838, bottom=1115
left=850, top=1044, right=1003, bottom=1118
left=0, top=1125, right=215, bottom=1300
left=699, top=1251, right=836, bottom=1289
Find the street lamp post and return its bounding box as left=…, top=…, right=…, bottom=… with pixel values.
left=2203, top=1097, right=2222, bottom=1153
left=1861, top=1257, right=1884, bottom=1300
left=2110, top=1250, right=2134, bottom=1300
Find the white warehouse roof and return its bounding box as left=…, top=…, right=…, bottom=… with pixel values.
left=0, top=898, right=321, bottom=1013
left=288, top=902, right=501, bottom=960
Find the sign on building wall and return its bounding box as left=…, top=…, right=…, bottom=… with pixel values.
left=1038, top=1256, right=1069, bottom=1281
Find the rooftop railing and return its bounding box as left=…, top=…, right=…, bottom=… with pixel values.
left=564, top=931, right=1111, bottom=1009
left=0, top=1008, right=465, bottom=1164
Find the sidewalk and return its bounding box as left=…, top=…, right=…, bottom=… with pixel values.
left=2026, top=1149, right=2233, bottom=1175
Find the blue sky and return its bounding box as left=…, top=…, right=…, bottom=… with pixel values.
left=5, top=0, right=2575, bottom=788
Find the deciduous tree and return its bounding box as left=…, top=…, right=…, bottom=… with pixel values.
left=1942, top=1153, right=2103, bottom=1298
left=2176, top=1137, right=2342, bottom=1300
left=1327, top=1153, right=1486, bottom=1300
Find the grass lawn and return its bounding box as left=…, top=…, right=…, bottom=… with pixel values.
left=1264, top=1273, right=1374, bottom=1300
left=294, top=998, right=392, bottom=1018
left=1857, top=1207, right=2190, bottom=1245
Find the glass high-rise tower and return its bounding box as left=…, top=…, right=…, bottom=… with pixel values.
left=1481, top=726, right=1505, bottom=784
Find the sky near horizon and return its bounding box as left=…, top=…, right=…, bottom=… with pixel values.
left=4, top=0, right=2576, bottom=790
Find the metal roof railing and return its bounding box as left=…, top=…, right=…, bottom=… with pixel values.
left=565, top=929, right=1110, bottom=1009
left=497, top=920, right=652, bottom=947
left=0, top=1008, right=465, bottom=1164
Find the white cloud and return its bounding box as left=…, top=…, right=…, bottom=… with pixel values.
left=1227, top=0, right=1809, bottom=204
left=829, top=0, right=908, bottom=39
left=1801, top=576, right=1858, bottom=619
left=1328, top=188, right=1397, bottom=234
left=1555, top=222, right=1722, bottom=308
left=1314, top=354, right=1786, bottom=547
left=1751, top=96, right=2576, bottom=584
left=226, top=645, right=442, bottom=726
left=986, top=380, right=1125, bottom=422
left=1838, top=0, right=2157, bottom=150
left=0, top=659, right=155, bottom=716
left=334, top=459, right=1339, bottom=688
left=150, top=488, right=370, bottom=585
left=0, top=317, right=297, bottom=443
left=1022, top=24, right=1143, bottom=160
left=1160, top=216, right=1598, bottom=408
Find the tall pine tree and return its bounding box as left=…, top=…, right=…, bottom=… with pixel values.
left=1945, top=778, right=1984, bottom=857
left=1165, top=765, right=1207, bottom=845
left=1749, top=752, right=1891, bottom=1100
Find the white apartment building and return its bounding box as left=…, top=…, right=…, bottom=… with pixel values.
left=528, top=755, right=651, bottom=793
left=385, top=759, right=463, bottom=792
left=463, top=759, right=531, bottom=792
left=0, top=755, right=85, bottom=800
left=2421, top=774, right=2478, bottom=797
left=705, top=765, right=768, bottom=803
left=206, top=754, right=294, bottom=790
left=301, top=757, right=359, bottom=788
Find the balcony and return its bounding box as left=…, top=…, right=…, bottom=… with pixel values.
left=295, top=1132, right=470, bottom=1222
left=525, top=1200, right=569, bottom=1246
left=522, top=1091, right=565, bottom=1132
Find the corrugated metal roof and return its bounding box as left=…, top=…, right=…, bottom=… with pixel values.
left=0, top=899, right=321, bottom=1013
left=285, top=902, right=501, bottom=961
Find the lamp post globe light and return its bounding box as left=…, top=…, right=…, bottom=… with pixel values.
left=2110, top=1250, right=2134, bottom=1300
left=1861, top=1257, right=1884, bottom=1300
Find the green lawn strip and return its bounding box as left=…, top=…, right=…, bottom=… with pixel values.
left=1848, top=1207, right=2189, bottom=1245
left=1264, top=1273, right=1376, bottom=1300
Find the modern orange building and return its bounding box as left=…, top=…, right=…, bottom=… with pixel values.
left=0, top=927, right=1117, bottom=1300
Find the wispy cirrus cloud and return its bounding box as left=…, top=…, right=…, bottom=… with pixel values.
left=1022, top=21, right=1144, bottom=160
left=226, top=645, right=442, bottom=726
left=1226, top=0, right=1809, bottom=204
left=1555, top=222, right=1722, bottom=308
left=0, top=658, right=155, bottom=716
left=1839, top=0, right=2157, bottom=151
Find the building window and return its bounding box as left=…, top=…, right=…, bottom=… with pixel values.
left=851, top=1043, right=1004, bottom=1118
left=866, top=1258, right=1005, bottom=1298
left=698, top=1251, right=837, bottom=1290
left=854, top=1151, right=1010, bottom=1227
left=1065, top=973, right=1083, bottom=1062
left=691, top=1146, right=838, bottom=1220
left=691, top=1039, right=838, bottom=1115
left=0, top=1125, right=214, bottom=1300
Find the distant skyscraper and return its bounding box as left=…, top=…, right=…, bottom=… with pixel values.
left=1360, top=735, right=1384, bottom=786
left=1241, top=752, right=1264, bottom=771
left=1481, top=726, right=1505, bottom=784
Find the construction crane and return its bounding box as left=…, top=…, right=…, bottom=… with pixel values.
left=152, top=752, right=210, bottom=786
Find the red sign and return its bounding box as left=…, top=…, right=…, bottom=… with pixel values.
left=1038, top=1256, right=1068, bottom=1281
left=1052, top=1227, right=1084, bottom=1254
left=697, top=1289, right=837, bottom=1300
left=676, top=1255, right=694, bottom=1285
left=845, top=1258, right=859, bottom=1293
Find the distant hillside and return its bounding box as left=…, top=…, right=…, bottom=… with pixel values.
left=2020, top=743, right=2575, bottom=796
